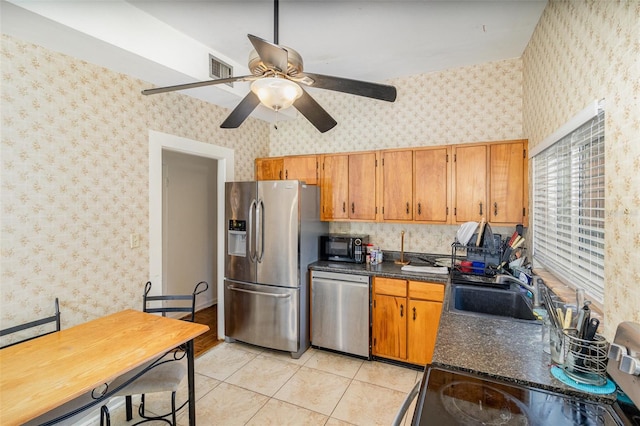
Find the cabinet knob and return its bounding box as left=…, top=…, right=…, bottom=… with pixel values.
left=352, top=203, right=355, bottom=214
left=406, top=202, right=410, bottom=214
left=413, top=307, right=416, bottom=320
left=400, top=304, right=404, bottom=318
left=479, top=202, right=483, bottom=216
left=285, top=170, right=288, bottom=179
left=494, top=202, right=498, bottom=216
left=418, top=203, right=422, bottom=216
left=342, top=202, right=346, bottom=213
left=279, top=170, right=282, bottom=180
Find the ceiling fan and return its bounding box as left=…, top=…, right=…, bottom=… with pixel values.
left=141, top=0, right=397, bottom=133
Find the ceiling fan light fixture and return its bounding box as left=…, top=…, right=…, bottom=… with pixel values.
left=250, top=77, right=302, bottom=111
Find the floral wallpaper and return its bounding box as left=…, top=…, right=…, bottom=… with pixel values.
left=522, top=0, right=640, bottom=338
left=0, top=34, right=269, bottom=335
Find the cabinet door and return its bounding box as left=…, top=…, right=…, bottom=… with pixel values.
left=381, top=150, right=413, bottom=221
left=414, top=147, right=449, bottom=223
left=453, top=145, right=487, bottom=223
left=320, top=154, right=349, bottom=220
left=407, top=299, right=443, bottom=365
left=255, top=157, right=283, bottom=180
left=348, top=152, right=377, bottom=220
left=284, top=155, right=318, bottom=185
left=372, top=294, right=407, bottom=360
left=489, top=142, right=525, bottom=224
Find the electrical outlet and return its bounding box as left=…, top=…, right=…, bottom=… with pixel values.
left=130, top=233, right=140, bottom=249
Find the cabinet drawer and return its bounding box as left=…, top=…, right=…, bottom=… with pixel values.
left=374, top=277, right=407, bottom=297
left=408, top=281, right=444, bottom=302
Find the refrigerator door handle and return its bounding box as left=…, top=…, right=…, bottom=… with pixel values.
left=227, top=285, right=291, bottom=299
left=248, top=199, right=257, bottom=262
left=257, top=198, right=265, bottom=263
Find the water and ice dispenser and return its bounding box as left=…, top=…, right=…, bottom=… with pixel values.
left=227, top=220, right=247, bottom=257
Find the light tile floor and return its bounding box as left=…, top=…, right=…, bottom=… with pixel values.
left=96, top=342, right=422, bottom=426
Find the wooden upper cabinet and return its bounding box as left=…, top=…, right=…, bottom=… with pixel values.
left=453, top=141, right=528, bottom=226
left=453, top=145, right=487, bottom=223
left=489, top=142, right=526, bottom=225
left=255, top=157, right=283, bottom=180
left=283, top=155, right=318, bottom=185
left=414, top=147, right=450, bottom=223
left=320, top=154, right=349, bottom=220
left=348, top=152, right=377, bottom=221
left=381, top=150, right=413, bottom=221
left=259, top=139, right=527, bottom=225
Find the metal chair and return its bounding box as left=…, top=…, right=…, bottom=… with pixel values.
left=0, top=298, right=61, bottom=349
left=103, top=280, right=209, bottom=426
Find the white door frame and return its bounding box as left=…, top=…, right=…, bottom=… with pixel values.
left=149, top=130, right=234, bottom=338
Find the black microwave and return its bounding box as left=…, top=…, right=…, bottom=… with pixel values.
left=320, top=234, right=369, bottom=263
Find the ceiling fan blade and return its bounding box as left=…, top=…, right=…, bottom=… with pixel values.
left=142, top=75, right=253, bottom=95
left=220, top=91, right=261, bottom=129
left=248, top=34, right=289, bottom=73
left=293, top=89, right=337, bottom=133
left=300, top=72, right=397, bottom=102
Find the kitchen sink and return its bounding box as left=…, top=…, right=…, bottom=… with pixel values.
left=448, top=283, right=539, bottom=322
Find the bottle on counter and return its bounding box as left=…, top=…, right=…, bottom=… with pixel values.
left=370, top=248, right=378, bottom=265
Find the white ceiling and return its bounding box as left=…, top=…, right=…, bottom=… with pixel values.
left=1, top=0, right=547, bottom=122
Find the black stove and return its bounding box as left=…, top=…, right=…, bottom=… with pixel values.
left=412, top=367, right=624, bottom=425
left=410, top=321, right=640, bottom=426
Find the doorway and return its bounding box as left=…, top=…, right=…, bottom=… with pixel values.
left=149, top=130, right=234, bottom=339
left=162, top=150, right=217, bottom=308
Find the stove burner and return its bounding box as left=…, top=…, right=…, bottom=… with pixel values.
left=440, top=381, right=530, bottom=425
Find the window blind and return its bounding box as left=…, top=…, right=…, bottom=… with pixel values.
left=532, top=106, right=605, bottom=303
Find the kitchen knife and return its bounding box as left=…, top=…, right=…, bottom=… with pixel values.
left=584, top=318, right=599, bottom=341
left=557, top=308, right=565, bottom=329
left=516, top=224, right=524, bottom=236
left=575, top=317, right=600, bottom=368
left=578, top=301, right=591, bottom=339
left=563, top=308, right=572, bottom=330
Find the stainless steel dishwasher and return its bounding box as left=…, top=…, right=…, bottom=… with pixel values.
left=311, top=270, right=371, bottom=358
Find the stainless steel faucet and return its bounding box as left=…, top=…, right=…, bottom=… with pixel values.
left=495, top=274, right=541, bottom=307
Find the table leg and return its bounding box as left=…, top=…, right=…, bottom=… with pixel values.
left=187, top=339, right=196, bottom=426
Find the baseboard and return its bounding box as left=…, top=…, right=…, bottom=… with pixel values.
left=195, top=299, right=217, bottom=312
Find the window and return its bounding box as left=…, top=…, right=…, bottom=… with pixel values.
left=531, top=101, right=605, bottom=303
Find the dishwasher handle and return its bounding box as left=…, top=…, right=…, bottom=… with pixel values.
left=312, top=277, right=369, bottom=288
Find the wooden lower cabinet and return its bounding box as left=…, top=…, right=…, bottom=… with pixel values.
left=372, top=294, right=408, bottom=360
left=372, top=277, right=444, bottom=366
left=407, top=299, right=443, bottom=365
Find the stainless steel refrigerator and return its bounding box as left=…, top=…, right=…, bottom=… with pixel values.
left=224, top=180, right=327, bottom=358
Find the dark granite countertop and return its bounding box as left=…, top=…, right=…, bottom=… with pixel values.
left=433, top=283, right=617, bottom=403
left=308, top=252, right=450, bottom=284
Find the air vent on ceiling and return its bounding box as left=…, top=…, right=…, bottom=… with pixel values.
left=209, top=54, right=233, bottom=87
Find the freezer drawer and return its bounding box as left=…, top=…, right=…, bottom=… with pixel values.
left=224, top=280, right=299, bottom=353
left=311, top=271, right=371, bottom=358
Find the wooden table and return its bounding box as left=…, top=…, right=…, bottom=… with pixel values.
left=0, top=309, right=209, bottom=425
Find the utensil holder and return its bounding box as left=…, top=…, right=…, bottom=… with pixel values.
left=561, top=328, right=609, bottom=386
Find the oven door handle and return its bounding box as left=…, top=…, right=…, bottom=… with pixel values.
left=391, top=380, right=421, bottom=426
